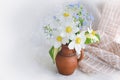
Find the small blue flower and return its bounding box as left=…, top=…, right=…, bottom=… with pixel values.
left=69, top=4, right=74, bottom=8
left=83, top=20, right=88, bottom=26
left=73, top=13, right=79, bottom=19
left=53, top=16, right=60, bottom=22
left=76, top=3, right=80, bottom=8
left=81, top=9, right=87, bottom=16
left=53, top=16, right=57, bottom=20
left=90, top=15, right=94, bottom=21
left=79, top=26, right=83, bottom=30
left=87, top=14, right=94, bottom=21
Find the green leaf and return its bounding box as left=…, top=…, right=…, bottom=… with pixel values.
left=49, top=46, right=54, bottom=61
left=95, top=34, right=100, bottom=41
left=75, top=31, right=80, bottom=35
left=53, top=48, right=59, bottom=63
left=85, top=38, right=92, bottom=44
left=49, top=46, right=61, bottom=63
left=79, top=18, right=84, bottom=26
left=85, top=31, right=89, bottom=35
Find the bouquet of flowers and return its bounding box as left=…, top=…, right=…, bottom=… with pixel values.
left=42, top=2, right=100, bottom=63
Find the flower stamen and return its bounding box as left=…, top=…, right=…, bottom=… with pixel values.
left=92, top=31, right=96, bottom=36
left=75, top=37, right=81, bottom=44
left=56, top=36, right=62, bottom=42
left=66, top=26, right=72, bottom=33
left=63, top=12, right=70, bottom=17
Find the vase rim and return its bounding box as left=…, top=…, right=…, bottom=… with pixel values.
left=58, top=51, right=76, bottom=57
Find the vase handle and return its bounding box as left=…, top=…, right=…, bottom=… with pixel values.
left=78, top=49, right=84, bottom=62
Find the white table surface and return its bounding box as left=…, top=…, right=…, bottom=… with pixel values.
left=0, top=0, right=120, bottom=80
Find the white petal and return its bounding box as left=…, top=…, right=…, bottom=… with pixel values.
left=62, top=38, right=69, bottom=44
left=75, top=44, right=81, bottom=55
left=87, top=27, right=92, bottom=33
left=60, top=32, right=66, bottom=37
left=68, top=41, right=75, bottom=49
left=80, top=31, right=85, bottom=37
left=81, top=44, right=86, bottom=49
left=73, top=27, right=79, bottom=33
left=94, top=36, right=99, bottom=41
left=81, top=38, right=86, bottom=44
left=54, top=42, right=61, bottom=48
left=69, top=34, right=75, bottom=40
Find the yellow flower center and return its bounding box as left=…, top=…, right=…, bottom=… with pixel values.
left=91, top=31, right=96, bottom=36
left=63, top=12, right=70, bottom=17
left=86, top=31, right=96, bottom=38
left=66, top=26, right=72, bottom=33
left=75, top=37, right=81, bottom=44
left=56, top=36, right=62, bottom=42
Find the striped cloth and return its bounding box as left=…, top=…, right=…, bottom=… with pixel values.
left=78, top=1, right=120, bottom=73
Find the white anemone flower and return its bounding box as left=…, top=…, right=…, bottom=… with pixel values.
left=60, top=11, right=74, bottom=24
left=87, top=27, right=99, bottom=42
left=68, top=32, right=86, bottom=55
left=54, top=34, right=69, bottom=48
left=55, top=7, right=73, bottom=22
left=61, top=23, right=79, bottom=40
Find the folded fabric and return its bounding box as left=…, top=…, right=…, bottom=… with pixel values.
left=79, top=31, right=120, bottom=73
left=78, top=0, right=120, bottom=73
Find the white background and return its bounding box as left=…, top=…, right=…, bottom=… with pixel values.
left=0, top=0, right=120, bottom=80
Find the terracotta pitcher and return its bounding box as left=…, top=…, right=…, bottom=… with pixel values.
left=55, top=44, right=84, bottom=75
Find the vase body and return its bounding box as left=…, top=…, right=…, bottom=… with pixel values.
left=55, top=45, right=77, bottom=75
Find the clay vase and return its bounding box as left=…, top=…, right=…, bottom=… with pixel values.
left=55, top=44, right=84, bottom=75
